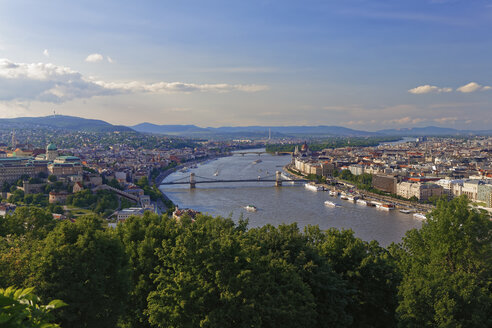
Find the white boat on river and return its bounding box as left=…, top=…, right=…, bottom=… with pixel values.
left=324, top=200, right=340, bottom=207
left=305, top=183, right=324, bottom=191
left=244, top=205, right=258, bottom=212
left=413, top=213, right=427, bottom=220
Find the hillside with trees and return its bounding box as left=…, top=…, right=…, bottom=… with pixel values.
left=0, top=196, right=490, bottom=327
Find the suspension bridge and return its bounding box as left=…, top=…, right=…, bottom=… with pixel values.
left=231, top=151, right=292, bottom=156
left=232, top=151, right=268, bottom=156
left=161, top=171, right=307, bottom=189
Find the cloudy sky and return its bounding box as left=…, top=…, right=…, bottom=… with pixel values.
left=0, top=0, right=491, bottom=130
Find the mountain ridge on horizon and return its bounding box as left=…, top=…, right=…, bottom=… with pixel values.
left=1, top=115, right=491, bottom=136
left=131, top=122, right=492, bottom=137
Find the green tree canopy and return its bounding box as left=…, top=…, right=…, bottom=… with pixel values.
left=246, top=224, right=351, bottom=328
left=396, top=196, right=492, bottom=327
left=116, top=212, right=181, bottom=328
left=0, top=207, right=56, bottom=239
left=147, top=218, right=352, bottom=328
left=31, top=216, right=131, bottom=328
left=308, top=227, right=400, bottom=327
left=0, top=286, right=66, bottom=328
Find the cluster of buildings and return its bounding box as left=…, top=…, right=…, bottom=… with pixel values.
left=1, top=130, right=266, bottom=222
left=292, top=137, right=492, bottom=207
left=0, top=143, right=82, bottom=184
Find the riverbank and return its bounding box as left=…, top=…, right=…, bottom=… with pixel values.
left=283, top=163, right=433, bottom=213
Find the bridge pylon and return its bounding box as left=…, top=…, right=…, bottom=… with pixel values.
left=190, top=172, right=196, bottom=189
left=275, top=171, right=282, bottom=187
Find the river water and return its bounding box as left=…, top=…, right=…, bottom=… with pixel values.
left=160, top=149, right=422, bottom=246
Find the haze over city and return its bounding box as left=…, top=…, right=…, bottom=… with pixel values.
left=0, top=0, right=491, bottom=129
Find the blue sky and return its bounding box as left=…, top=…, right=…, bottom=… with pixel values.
left=0, top=0, right=491, bottom=130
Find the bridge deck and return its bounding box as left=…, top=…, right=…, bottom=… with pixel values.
left=162, top=179, right=306, bottom=185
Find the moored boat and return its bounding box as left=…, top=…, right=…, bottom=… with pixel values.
left=399, top=209, right=412, bottom=214
left=324, top=200, right=340, bottom=207
left=413, top=213, right=427, bottom=220
left=376, top=203, right=395, bottom=211
left=329, top=190, right=340, bottom=197
left=346, top=195, right=359, bottom=202
left=356, top=199, right=367, bottom=206
left=305, top=183, right=324, bottom=191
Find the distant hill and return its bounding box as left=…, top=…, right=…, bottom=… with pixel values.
left=0, top=115, right=133, bottom=132
left=131, top=123, right=207, bottom=135
left=130, top=124, right=378, bottom=137
left=3, top=116, right=490, bottom=137
left=377, top=126, right=492, bottom=136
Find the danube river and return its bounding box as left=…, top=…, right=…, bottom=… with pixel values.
left=160, top=150, right=422, bottom=246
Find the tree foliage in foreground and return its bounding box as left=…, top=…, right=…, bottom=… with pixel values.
left=0, top=286, right=66, bottom=328
left=395, top=196, right=492, bottom=327
left=31, top=216, right=131, bottom=328
left=116, top=212, right=181, bottom=328
left=147, top=217, right=341, bottom=328
left=308, top=227, right=400, bottom=328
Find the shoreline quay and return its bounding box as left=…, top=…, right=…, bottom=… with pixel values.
left=283, top=163, right=433, bottom=213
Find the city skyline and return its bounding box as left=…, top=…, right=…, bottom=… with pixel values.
left=0, top=0, right=491, bottom=130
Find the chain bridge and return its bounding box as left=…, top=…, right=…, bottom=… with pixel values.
left=232, top=151, right=268, bottom=156
left=161, top=171, right=307, bottom=189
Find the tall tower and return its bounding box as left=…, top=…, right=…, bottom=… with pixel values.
left=11, top=130, right=17, bottom=149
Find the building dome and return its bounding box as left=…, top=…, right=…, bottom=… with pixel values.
left=47, top=143, right=57, bottom=151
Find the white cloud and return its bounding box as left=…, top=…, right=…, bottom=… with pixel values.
left=94, top=80, right=268, bottom=94
left=408, top=84, right=452, bottom=94
left=433, top=116, right=458, bottom=124
left=0, top=58, right=268, bottom=103
left=410, top=82, right=492, bottom=94
left=0, top=58, right=80, bottom=80
left=382, top=116, right=426, bottom=125
left=43, top=49, right=50, bottom=58
left=85, top=53, right=104, bottom=63
left=456, top=82, right=491, bottom=93
left=107, top=56, right=113, bottom=64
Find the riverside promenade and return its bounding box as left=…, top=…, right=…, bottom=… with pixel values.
left=283, top=164, right=434, bottom=213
